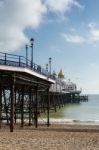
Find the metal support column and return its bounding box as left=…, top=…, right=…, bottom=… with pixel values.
left=35, top=86, right=38, bottom=128
left=47, top=87, right=50, bottom=126
left=14, top=90, right=17, bottom=124
left=21, top=89, right=24, bottom=127
left=29, top=88, right=32, bottom=125
left=0, top=87, right=2, bottom=128
left=10, top=79, right=15, bottom=132
left=3, top=89, right=9, bottom=125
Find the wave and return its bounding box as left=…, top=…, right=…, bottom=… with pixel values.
left=38, top=118, right=99, bottom=125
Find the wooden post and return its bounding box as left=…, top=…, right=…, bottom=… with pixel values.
left=47, top=87, right=50, bottom=126
left=21, top=89, right=24, bottom=127
left=10, top=80, right=15, bottom=132
left=0, top=87, right=2, bottom=128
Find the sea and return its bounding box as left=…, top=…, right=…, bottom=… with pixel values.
left=47, top=94, right=99, bottom=124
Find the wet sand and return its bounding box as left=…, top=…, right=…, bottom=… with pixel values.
left=0, top=124, right=99, bottom=150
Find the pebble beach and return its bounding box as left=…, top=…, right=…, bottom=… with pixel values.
left=0, top=123, right=99, bottom=150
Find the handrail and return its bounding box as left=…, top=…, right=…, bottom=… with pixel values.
left=0, top=51, right=24, bottom=57
left=0, top=52, right=55, bottom=80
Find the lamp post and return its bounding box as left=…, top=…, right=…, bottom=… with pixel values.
left=49, top=57, right=52, bottom=77
left=25, top=45, right=28, bottom=66
left=46, top=64, right=48, bottom=72
left=30, top=38, right=34, bottom=68
left=46, top=64, right=48, bottom=77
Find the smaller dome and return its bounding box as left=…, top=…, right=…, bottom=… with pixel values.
left=58, top=69, right=64, bottom=78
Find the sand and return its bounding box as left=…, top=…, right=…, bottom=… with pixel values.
left=0, top=124, right=99, bottom=150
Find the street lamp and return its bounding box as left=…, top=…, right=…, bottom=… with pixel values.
left=49, top=57, right=52, bottom=77
left=30, top=38, right=34, bottom=68
left=46, top=64, right=48, bottom=72
left=25, top=45, right=28, bottom=66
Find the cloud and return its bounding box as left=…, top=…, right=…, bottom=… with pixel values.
left=44, top=0, right=83, bottom=23
left=0, top=0, right=46, bottom=52
left=63, top=22, right=99, bottom=45
left=45, top=0, right=83, bottom=15
left=88, top=23, right=99, bottom=43
left=0, top=0, right=83, bottom=52
left=62, top=33, right=85, bottom=43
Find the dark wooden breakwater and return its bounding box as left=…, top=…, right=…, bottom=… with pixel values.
left=0, top=52, right=88, bottom=132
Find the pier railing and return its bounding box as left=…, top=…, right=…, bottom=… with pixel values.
left=0, top=52, right=55, bottom=79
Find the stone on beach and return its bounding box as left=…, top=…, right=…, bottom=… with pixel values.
left=0, top=124, right=99, bottom=150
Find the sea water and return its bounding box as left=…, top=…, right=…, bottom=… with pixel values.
left=49, top=95, right=99, bottom=124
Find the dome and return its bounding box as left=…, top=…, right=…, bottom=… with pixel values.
left=58, top=69, right=64, bottom=78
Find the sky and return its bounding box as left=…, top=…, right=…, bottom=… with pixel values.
left=0, top=0, right=99, bottom=94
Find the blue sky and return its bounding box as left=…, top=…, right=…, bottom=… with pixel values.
left=1, top=0, right=99, bottom=94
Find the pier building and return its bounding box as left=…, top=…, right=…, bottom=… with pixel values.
left=49, top=69, right=86, bottom=111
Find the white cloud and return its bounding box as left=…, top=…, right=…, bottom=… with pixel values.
left=0, top=0, right=83, bottom=52
left=90, top=29, right=99, bottom=41
left=63, top=33, right=85, bottom=43
left=0, top=0, right=46, bottom=52
left=88, top=23, right=99, bottom=43
left=63, top=22, right=99, bottom=45
left=45, top=0, right=82, bottom=15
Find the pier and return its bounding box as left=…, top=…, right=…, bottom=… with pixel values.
left=0, top=52, right=88, bottom=132
left=0, top=52, right=55, bottom=131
